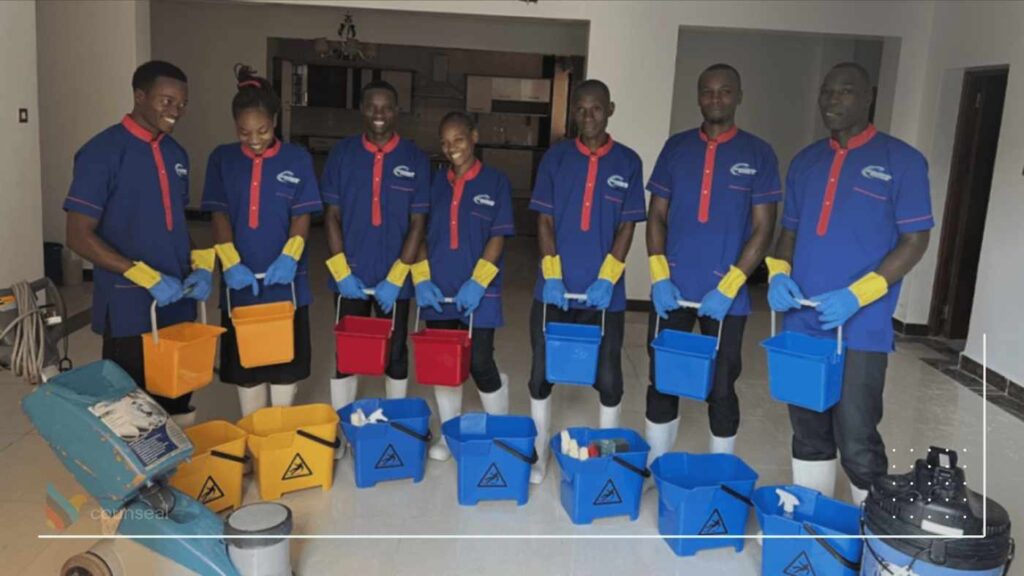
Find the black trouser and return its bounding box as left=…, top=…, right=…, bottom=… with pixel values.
left=425, top=320, right=502, bottom=393
left=788, top=349, right=889, bottom=489
left=219, top=305, right=311, bottom=387
left=528, top=300, right=626, bottom=407
left=645, top=309, right=746, bottom=437
left=102, top=329, right=192, bottom=416
left=335, top=297, right=410, bottom=380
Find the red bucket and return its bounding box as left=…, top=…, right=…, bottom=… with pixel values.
left=412, top=328, right=470, bottom=386
left=334, top=314, right=394, bottom=376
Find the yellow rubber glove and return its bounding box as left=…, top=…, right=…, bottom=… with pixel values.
left=597, top=254, right=625, bottom=284
left=849, top=272, right=889, bottom=307
left=214, top=242, right=242, bottom=271
left=541, top=255, right=562, bottom=280
left=716, top=265, right=748, bottom=299
left=385, top=260, right=411, bottom=287
left=649, top=254, right=671, bottom=284
left=325, top=252, right=352, bottom=282
left=124, top=261, right=162, bottom=289
left=190, top=248, right=216, bottom=273
left=410, top=260, right=432, bottom=286
left=281, top=235, right=305, bottom=261
left=765, top=257, right=792, bottom=279
left=471, top=259, right=499, bottom=288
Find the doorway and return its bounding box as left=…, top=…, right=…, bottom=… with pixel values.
left=929, top=67, right=1009, bottom=340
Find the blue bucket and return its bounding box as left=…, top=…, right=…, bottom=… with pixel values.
left=651, top=328, right=718, bottom=400
left=339, top=398, right=432, bottom=489
left=442, top=413, right=537, bottom=506
left=545, top=321, right=602, bottom=386
left=753, top=485, right=862, bottom=576
left=552, top=427, right=650, bottom=525
left=761, top=330, right=845, bottom=412
left=652, top=452, right=758, bottom=557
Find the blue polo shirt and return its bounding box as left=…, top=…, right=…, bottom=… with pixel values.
left=782, top=125, right=933, bottom=353
left=647, top=126, right=781, bottom=315
left=63, top=115, right=195, bottom=339
left=421, top=161, right=516, bottom=328
left=321, top=134, right=431, bottom=299
left=529, top=137, right=647, bottom=312
left=200, top=140, right=322, bottom=310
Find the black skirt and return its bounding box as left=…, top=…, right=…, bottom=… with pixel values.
left=218, top=305, right=311, bottom=387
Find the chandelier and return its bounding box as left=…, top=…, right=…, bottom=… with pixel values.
left=313, top=14, right=374, bottom=62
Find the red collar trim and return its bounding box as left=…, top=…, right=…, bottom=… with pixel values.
left=121, top=114, right=163, bottom=143
left=448, top=159, right=483, bottom=185
left=575, top=135, right=614, bottom=158
left=829, top=124, right=877, bottom=151
left=362, top=133, right=401, bottom=154
left=699, top=124, right=739, bottom=144
left=241, top=139, right=281, bottom=160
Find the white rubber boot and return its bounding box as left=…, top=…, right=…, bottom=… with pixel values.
left=529, top=396, right=552, bottom=484
left=170, top=409, right=197, bottom=429
left=599, top=402, right=622, bottom=429
left=709, top=434, right=736, bottom=455
left=850, top=482, right=869, bottom=506
left=385, top=377, right=408, bottom=399
left=269, top=383, right=298, bottom=407
left=429, top=385, right=464, bottom=461
left=644, top=418, right=678, bottom=492
left=792, top=458, right=838, bottom=498
left=330, top=376, right=359, bottom=460
left=238, top=383, right=269, bottom=418
left=478, top=373, right=509, bottom=415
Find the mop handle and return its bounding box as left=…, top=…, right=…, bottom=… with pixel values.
left=225, top=273, right=297, bottom=318
left=542, top=293, right=605, bottom=336
left=770, top=299, right=842, bottom=356
left=412, top=297, right=473, bottom=339
left=335, top=289, right=397, bottom=333
left=651, top=299, right=723, bottom=352
left=149, top=299, right=206, bottom=345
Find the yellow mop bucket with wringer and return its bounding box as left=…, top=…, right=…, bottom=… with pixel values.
left=170, top=420, right=248, bottom=512
left=228, top=275, right=296, bottom=369
left=142, top=301, right=226, bottom=398
left=237, top=404, right=340, bottom=501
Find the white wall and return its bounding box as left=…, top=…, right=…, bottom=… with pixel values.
left=0, top=2, right=44, bottom=287
left=36, top=0, right=152, bottom=247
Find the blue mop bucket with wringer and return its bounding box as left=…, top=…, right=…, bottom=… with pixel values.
left=650, top=299, right=721, bottom=400
left=552, top=427, right=650, bottom=525
left=651, top=452, right=759, bottom=557
left=339, top=398, right=432, bottom=489
left=761, top=300, right=846, bottom=412
left=753, top=485, right=863, bottom=576
left=544, top=293, right=603, bottom=386
left=442, top=413, right=538, bottom=506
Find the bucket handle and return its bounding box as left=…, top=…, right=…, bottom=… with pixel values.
left=210, top=450, right=249, bottom=465
left=226, top=273, right=297, bottom=319
left=494, top=439, right=539, bottom=465
left=150, top=299, right=207, bottom=345
left=612, top=455, right=651, bottom=478
left=542, top=293, right=605, bottom=336
left=296, top=429, right=341, bottom=450
left=389, top=421, right=433, bottom=444
left=652, top=299, right=724, bottom=352
left=803, top=522, right=861, bottom=572
left=718, top=483, right=754, bottom=508
left=335, top=290, right=398, bottom=335
left=770, top=299, right=843, bottom=358
left=413, top=298, right=474, bottom=341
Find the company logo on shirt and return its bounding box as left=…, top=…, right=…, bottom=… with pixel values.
left=861, top=165, right=892, bottom=182
left=174, top=163, right=188, bottom=178
left=606, top=175, right=629, bottom=190
left=393, top=165, right=416, bottom=178
left=730, top=162, right=757, bottom=176
left=473, top=194, right=495, bottom=207
left=276, top=171, right=301, bottom=185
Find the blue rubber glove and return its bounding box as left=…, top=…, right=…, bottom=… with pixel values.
left=264, top=253, right=298, bottom=286
left=183, top=269, right=212, bottom=302
left=585, top=279, right=614, bottom=310
left=814, top=288, right=861, bottom=331
left=373, top=279, right=402, bottom=314
left=698, top=288, right=733, bottom=321
left=337, top=275, right=369, bottom=300
left=767, top=274, right=804, bottom=312
left=150, top=276, right=185, bottom=307
left=415, top=280, right=444, bottom=313
left=542, top=278, right=569, bottom=311
left=223, top=263, right=260, bottom=297
left=651, top=279, right=682, bottom=319
left=455, top=279, right=486, bottom=316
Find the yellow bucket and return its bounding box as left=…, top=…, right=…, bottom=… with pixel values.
left=237, top=404, right=340, bottom=501
left=228, top=278, right=296, bottom=369
left=169, top=420, right=248, bottom=512
left=142, top=302, right=226, bottom=398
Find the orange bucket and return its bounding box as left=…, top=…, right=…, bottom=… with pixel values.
left=170, top=420, right=248, bottom=512
left=228, top=278, right=296, bottom=369
left=142, top=302, right=226, bottom=398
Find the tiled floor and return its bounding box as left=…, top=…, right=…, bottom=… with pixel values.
left=3, top=230, right=1022, bottom=576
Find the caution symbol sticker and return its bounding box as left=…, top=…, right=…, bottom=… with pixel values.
left=784, top=551, right=817, bottom=576
left=477, top=463, right=507, bottom=488
left=282, top=453, right=313, bottom=480
left=198, top=476, right=224, bottom=504
left=593, top=479, right=623, bottom=506
left=698, top=509, right=728, bottom=535
left=375, top=444, right=405, bottom=469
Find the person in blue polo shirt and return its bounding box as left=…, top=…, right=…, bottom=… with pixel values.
left=322, top=80, right=430, bottom=423
left=201, top=66, right=322, bottom=416
left=644, top=64, right=781, bottom=465
left=767, top=62, right=932, bottom=504
left=65, top=61, right=210, bottom=428
left=412, top=111, right=515, bottom=462
left=527, top=80, right=647, bottom=483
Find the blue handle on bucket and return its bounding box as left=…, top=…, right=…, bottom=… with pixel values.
left=770, top=299, right=843, bottom=357
left=803, top=522, right=861, bottom=572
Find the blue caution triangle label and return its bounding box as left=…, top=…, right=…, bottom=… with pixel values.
left=375, top=444, right=405, bottom=469
left=784, top=551, right=817, bottom=576
left=593, top=479, right=623, bottom=506
left=699, top=509, right=728, bottom=535
left=478, top=463, right=507, bottom=488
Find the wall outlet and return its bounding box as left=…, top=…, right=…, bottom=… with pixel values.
left=18, top=108, right=28, bottom=123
